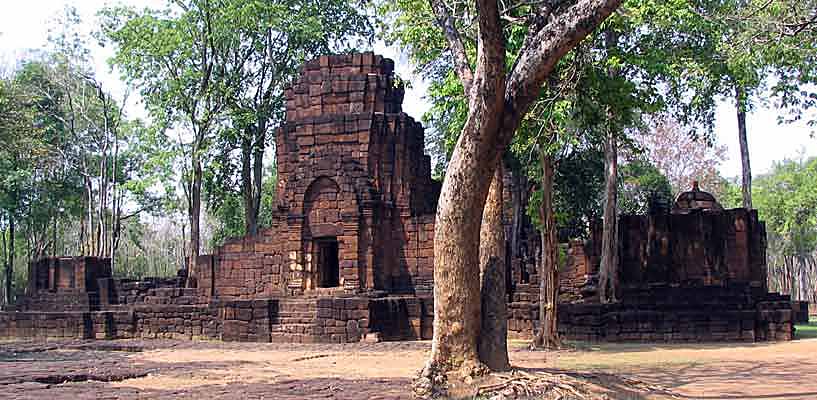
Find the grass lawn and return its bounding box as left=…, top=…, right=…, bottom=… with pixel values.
left=795, top=317, right=817, bottom=339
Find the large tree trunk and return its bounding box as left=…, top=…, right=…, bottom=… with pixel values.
left=598, top=125, right=619, bottom=303
left=420, top=0, right=622, bottom=392
left=478, top=163, right=510, bottom=371
left=425, top=0, right=507, bottom=381
left=533, top=152, right=560, bottom=349
left=187, top=152, right=203, bottom=288
left=736, top=86, right=752, bottom=209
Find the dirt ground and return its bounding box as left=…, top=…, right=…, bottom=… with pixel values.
left=1, top=332, right=816, bottom=399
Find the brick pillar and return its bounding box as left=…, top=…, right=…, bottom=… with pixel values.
left=288, top=217, right=305, bottom=295
left=362, top=208, right=375, bottom=290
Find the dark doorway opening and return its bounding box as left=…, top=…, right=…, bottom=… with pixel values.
left=316, top=238, right=340, bottom=288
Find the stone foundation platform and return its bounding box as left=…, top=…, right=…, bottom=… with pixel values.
left=0, top=288, right=432, bottom=343
left=509, top=285, right=800, bottom=342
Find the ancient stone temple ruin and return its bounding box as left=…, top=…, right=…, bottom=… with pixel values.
left=1, top=53, right=442, bottom=343
left=195, top=52, right=439, bottom=298
left=0, top=53, right=805, bottom=343
left=547, top=184, right=803, bottom=341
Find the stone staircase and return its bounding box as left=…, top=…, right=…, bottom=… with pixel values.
left=270, top=298, right=320, bottom=342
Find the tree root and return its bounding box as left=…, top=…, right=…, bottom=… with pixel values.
left=413, top=359, right=490, bottom=399
left=477, top=369, right=591, bottom=399
left=413, top=360, right=448, bottom=399
left=476, top=369, right=682, bottom=400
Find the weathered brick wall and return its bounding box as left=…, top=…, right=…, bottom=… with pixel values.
left=314, top=297, right=373, bottom=343
left=100, top=277, right=185, bottom=307
left=368, top=296, right=433, bottom=340
left=558, top=241, right=600, bottom=303
left=390, top=215, right=435, bottom=295
left=0, top=312, right=89, bottom=339
left=508, top=285, right=798, bottom=342
left=550, top=208, right=768, bottom=306
left=0, top=311, right=134, bottom=340
left=221, top=300, right=274, bottom=342
left=554, top=286, right=794, bottom=342
left=619, top=209, right=767, bottom=288
left=508, top=301, right=538, bottom=339
left=14, top=290, right=94, bottom=312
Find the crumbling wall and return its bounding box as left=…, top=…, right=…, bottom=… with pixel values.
left=619, top=208, right=767, bottom=288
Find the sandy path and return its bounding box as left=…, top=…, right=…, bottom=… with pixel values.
left=3, top=338, right=817, bottom=399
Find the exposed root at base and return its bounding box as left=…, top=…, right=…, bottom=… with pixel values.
left=477, top=369, right=589, bottom=399
left=477, top=369, right=682, bottom=400
left=413, top=360, right=448, bottom=399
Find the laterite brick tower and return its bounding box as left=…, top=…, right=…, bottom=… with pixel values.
left=195, top=53, right=440, bottom=299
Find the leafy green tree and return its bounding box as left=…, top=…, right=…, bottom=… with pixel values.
left=102, top=0, right=372, bottom=280
left=0, top=76, right=42, bottom=304
left=752, top=157, right=817, bottom=301
left=618, top=159, right=673, bottom=215
left=658, top=1, right=817, bottom=209
left=217, top=0, right=370, bottom=237
left=102, top=1, right=235, bottom=281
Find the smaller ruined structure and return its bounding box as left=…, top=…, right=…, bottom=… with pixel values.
left=547, top=184, right=801, bottom=341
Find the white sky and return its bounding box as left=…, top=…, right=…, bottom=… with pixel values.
left=1, top=0, right=815, bottom=179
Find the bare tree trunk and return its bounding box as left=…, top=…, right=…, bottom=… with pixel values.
left=533, top=152, right=560, bottom=349
left=241, top=123, right=267, bottom=237
left=598, top=29, right=620, bottom=304
left=599, top=124, right=619, bottom=303
left=99, top=145, right=107, bottom=257
left=736, top=86, right=752, bottom=209
left=85, top=175, right=94, bottom=255
left=479, top=163, right=510, bottom=371
left=79, top=209, right=85, bottom=256
left=1, top=216, right=6, bottom=306
left=187, top=151, right=203, bottom=288
left=252, top=124, right=265, bottom=230
left=111, top=125, right=121, bottom=273
left=241, top=134, right=256, bottom=236
left=5, top=217, right=14, bottom=305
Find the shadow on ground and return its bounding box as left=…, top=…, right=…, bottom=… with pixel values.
left=0, top=339, right=414, bottom=400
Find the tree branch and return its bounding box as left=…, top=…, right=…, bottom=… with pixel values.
left=502, top=0, right=623, bottom=146
left=429, top=0, right=475, bottom=94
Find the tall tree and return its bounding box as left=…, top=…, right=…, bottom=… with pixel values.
left=212, top=0, right=370, bottom=237
left=534, top=150, right=560, bottom=348
left=0, top=77, right=41, bottom=304
left=751, top=157, right=817, bottom=303
left=672, top=1, right=817, bottom=209
left=102, top=1, right=233, bottom=284
left=396, top=0, right=623, bottom=383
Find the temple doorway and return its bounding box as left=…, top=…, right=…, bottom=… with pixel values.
left=316, top=238, right=340, bottom=288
